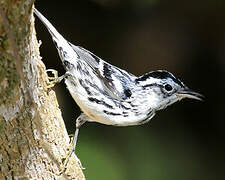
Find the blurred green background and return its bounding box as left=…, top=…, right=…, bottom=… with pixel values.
left=35, top=0, right=225, bottom=179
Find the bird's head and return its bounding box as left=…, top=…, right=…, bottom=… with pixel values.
left=135, top=70, right=203, bottom=111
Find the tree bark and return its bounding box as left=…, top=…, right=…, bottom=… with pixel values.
left=0, top=1, right=85, bottom=179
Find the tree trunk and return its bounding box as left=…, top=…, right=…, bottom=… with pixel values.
left=0, top=1, right=85, bottom=179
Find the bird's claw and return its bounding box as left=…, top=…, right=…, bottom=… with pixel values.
left=59, top=135, right=85, bottom=174
left=45, top=69, right=64, bottom=88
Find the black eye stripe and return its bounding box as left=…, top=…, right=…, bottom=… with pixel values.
left=142, top=83, right=164, bottom=89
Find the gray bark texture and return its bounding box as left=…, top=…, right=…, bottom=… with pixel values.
left=0, top=0, right=85, bottom=179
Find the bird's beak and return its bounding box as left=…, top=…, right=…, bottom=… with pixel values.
left=177, top=88, right=204, bottom=101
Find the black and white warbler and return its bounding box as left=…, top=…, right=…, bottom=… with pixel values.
left=34, top=8, right=203, bottom=168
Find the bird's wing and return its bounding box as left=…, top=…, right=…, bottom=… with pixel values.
left=68, top=43, right=136, bottom=100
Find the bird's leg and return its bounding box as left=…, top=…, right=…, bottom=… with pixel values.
left=45, top=69, right=64, bottom=88
left=61, top=114, right=86, bottom=172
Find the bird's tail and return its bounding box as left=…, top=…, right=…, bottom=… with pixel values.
left=34, top=8, right=67, bottom=45
left=34, top=8, right=79, bottom=66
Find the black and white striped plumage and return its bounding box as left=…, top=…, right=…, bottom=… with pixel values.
left=34, top=9, right=202, bottom=127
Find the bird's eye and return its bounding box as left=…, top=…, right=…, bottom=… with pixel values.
left=165, top=84, right=173, bottom=91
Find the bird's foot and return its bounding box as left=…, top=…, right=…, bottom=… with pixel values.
left=59, top=135, right=85, bottom=174
left=45, top=69, right=64, bottom=88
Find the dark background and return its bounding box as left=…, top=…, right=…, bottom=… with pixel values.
left=34, top=0, right=225, bottom=179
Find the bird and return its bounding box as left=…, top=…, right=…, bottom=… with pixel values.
left=34, top=8, right=203, bottom=169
